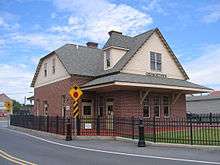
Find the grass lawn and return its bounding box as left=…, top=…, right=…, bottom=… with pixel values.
left=151, top=128, right=220, bottom=146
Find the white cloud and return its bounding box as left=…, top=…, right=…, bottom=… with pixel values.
left=202, top=4, right=220, bottom=23
left=0, top=14, right=20, bottom=31
left=0, top=17, right=8, bottom=27
left=0, top=64, right=33, bottom=103
left=10, top=33, right=72, bottom=51
left=52, top=0, right=153, bottom=42
left=0, top=38, right=5, bottom=47
left=184, top=44, right=220, bottom=90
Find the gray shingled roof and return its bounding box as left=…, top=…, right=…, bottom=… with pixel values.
left=98, top=29, right=156, bottom=76
left=55, top=44, right=104, bottom=76
left=31, top=28, right=189, bottom=87
left=82, top=73, right=212, bottom=91
left=186, top=95, right=220, bottom=102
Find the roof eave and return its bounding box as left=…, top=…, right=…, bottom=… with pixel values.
left=82, top=81, right=213, bottom=93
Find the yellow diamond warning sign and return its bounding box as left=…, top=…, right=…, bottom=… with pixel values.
left=69, top=85, right=83, bottom=101
left=4, top=101, right=13, bottom=112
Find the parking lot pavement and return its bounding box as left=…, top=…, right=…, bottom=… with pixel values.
left=0, top=119, right=8, bottom=128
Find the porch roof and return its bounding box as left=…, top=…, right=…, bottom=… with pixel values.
left=81, top=73, right=212, bottom=93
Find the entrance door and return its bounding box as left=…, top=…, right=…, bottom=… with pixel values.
left=106, top=100, right=113, bottom=130
left=82, top=99, right=93, bottom=129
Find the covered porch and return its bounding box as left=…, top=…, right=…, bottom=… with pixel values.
left=79, top=73, right=212, bottom=120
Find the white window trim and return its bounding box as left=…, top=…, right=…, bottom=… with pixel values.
left=150, top=52, right=162, bottom=72
left=163, top=95, right=171, bottom=118
left=106, top=101, right=113, bottom=116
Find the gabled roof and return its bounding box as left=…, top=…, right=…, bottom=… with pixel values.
left=55, top=44, right=103, bottom=76
left=31, top=44, right=103, bottom=87
left=101, top=28, right=189, bottom=79
left=0, top=93, right=12, bottom=102
left=82, top=73, right=211, bottom=92
left=31, top=28, right=190, bottom=87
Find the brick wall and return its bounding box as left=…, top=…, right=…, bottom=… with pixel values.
left=34, top=76, right=92, bottom=117
left=34, top=78, right=186, bottom=119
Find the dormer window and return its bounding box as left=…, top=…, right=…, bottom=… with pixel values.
left=106, top=50, right=111, bottom=68
left=52, top=58, right=56, bottom=74
left=44, top=63, right=47, bottom=77
left=150, top=52, right=161, bottom=71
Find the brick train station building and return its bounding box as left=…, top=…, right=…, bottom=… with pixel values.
left=31, top=28, right=211, bottom=121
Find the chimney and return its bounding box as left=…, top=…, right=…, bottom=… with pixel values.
left=108, top=30, right=122, bottom=36
left=86, top=42, right=98, bottom=48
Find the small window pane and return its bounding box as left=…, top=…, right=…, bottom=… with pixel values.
left=156, top=53, right=161, bottom=62
left=154, top=96, right=160, bottom=105
left=106, top=50, right=111, bottom=67
left=143, top=106, right=150, bottom=117
left=83, top=106, right=92, bottom=115
left=151, top=61, right=155, bottom=70
left=143, top=97, right=149, bottom=105
left=150, top=53, right=155, bottom=60
left=154, top=106, right=160, bottom=117
left=163, top=96, right=169, bottom=105
left=164, top=106, right=170, bottom=117
left=157, top=62, right=161, bottom=71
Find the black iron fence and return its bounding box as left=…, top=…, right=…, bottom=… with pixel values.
left=10, top=114, right=220, bottom=146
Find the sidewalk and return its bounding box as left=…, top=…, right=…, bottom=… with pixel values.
left=7, top=126, right=220, bottom=163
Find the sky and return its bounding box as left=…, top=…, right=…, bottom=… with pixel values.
left=0, top=0, right=220, bottom=103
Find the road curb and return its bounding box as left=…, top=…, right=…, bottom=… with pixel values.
left=8, top=126, right=220, bottom=150
left=115, top=137, right=220, bottom=150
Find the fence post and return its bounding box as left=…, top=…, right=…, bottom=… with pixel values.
left=47, top=115, right=49, bottom=132
left=76, top=116, right=81, bottom=136
left=96, top=116, right=100, bottom=135
left=63, top=116, right=65, bottom=135
left=209, top=113, right=212, bottom=125
left=38, top=116, right=41, bottom=131
left=153, top=116, right=156, bottom=143
left=189, top=114, right=193, bottom=145
left=132, top=116, right=135, bottom=139
left=56, top=116, right=59, bottom=134
left=138, top=118, right=146, bottom=147
left=66, top=118, right=72, bottom=141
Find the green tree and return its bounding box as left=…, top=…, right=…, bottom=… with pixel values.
left=12, top=100, right=22, bottom=111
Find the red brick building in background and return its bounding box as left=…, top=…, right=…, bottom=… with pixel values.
left=31, top=28, right=212, bottom=120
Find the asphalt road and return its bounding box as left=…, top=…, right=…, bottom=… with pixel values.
left=0, top=122, right=220, bottom=165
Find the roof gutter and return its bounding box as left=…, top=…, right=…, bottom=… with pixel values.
left=82, top=81, right=213, bottom=93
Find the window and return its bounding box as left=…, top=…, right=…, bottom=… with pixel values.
left=143, top=97, right=150, bottom=118
left=83, top=106, right=92, bottom=116
left=106, top=50, right=111, bottom=68
left=52, top=58, right=56, bottom=74
left=82, top=99, right=92, bottom=116
left=98, top=96, right=104, bottom=117
left=150, top=52, right=161, bottom=71
left=163, top=96, right=170, bottom=118
left=43, top=101, right=48, bottom=116
left=36, top=99, right=40, bottom=116
left=44, top=63, right=47, bottom=77
left=153, top=96, right=160, bottom=118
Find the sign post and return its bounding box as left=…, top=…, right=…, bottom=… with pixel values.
left=69, top=85, right=83, bottom=136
